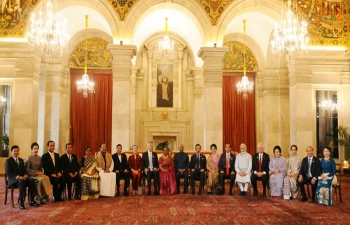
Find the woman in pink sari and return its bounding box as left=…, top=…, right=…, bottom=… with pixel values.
left=159, top=147, right=177, bottom=195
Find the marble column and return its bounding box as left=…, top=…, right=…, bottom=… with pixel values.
left=108, top=44, right=136, bottom=153
left=198, top=47, right=228, bottom=152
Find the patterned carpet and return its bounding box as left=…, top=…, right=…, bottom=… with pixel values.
left=1, top=176, right=349, bottom=225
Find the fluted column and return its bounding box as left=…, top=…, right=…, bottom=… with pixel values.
left=198, top=47, right=228, bottom=152
left=108, top=44, right=137, bottom=153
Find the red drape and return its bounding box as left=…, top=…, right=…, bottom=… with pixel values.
left=70, top=69, right=112, bottom=160
left=223, top=72, right=256, bottom=155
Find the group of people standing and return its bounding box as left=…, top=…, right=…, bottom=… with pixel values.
left=5, top=140, right=337, bottom=210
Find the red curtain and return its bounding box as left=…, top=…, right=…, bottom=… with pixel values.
left=70, top=69, right=112, bottom=160
left=223, top=72, right=256, bottom=155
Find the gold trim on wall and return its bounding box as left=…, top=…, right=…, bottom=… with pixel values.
left=197, top=0, right=233, bottom=26
left=108, top=0, right=138, bottom=21
left=222, top=41, right=258, bottom=72
left=69, top=38, right=112, bottom=69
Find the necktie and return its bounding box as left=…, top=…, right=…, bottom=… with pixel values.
left=308, top=157, right=312, bottom=178
left=149, top=152, right=153, bottom=171
left=196, top=154, right=200, bottom=169
left=226, top=154, right=230, bottom=176
left=69, top=154, right=72, bottom=163
left=15, top=158, right=19, bottom=167
left=51, top=153, right=55, bottom=166
left=258, top=154, right=262, bottom=172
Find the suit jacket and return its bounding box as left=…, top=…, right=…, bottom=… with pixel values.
left=5, top=157, right=27, bottom=187
left=112, top=153, right=129, bottom=172
left=61, top=153, right=80, bottom=176
left=252, top=152, right=270, bottom=175
left=218, top=153, right=236, bottom=173
left=299, top=156, right=322, bottom=180
left=142, top=151, right=159, bottom=170
left=189, top=153, right=207, bottom=170
left=174, top=151, right=189, bottom=171
left=42, top=151, right=62, bottom=176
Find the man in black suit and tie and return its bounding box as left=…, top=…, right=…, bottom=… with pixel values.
left=298, top=146, right=322, bottom=202
left=174, top=143, right=189, bottom=194
left=218, top=143, right=236, bottom=195
left=112, top=144, right=130, bottom=196
left=5, top=145, right=28, bottom=210
left=142, top=141, right=159, bottom=195
left=42, top=140, right=66, bottom=202
left=61, top=143, right=81, bottom=200
left=189, top=144, right=206, bottom=195
left=251, top=142, right=270, bottom=197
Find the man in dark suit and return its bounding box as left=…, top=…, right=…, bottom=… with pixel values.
left=142, top=141, right=159, bottom=195
left=189, top=144, right=206, bottom=195
left=218, top=143, right=236, bottom=195
left=251, top=142, right=270, bottom=197
left=174, top=143, right=189, bottom=194
left=298, top=146, right=322, bottom=202
left=112, top=144, right=130, bottom=197
left=5, top=145, right=28, bottom=210
left=61, top=143, right=81, bottom=200
left=42, top=140, right=66, bottom=202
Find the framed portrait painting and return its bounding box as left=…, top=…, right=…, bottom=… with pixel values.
left=157, top=63, right=173, bottom=107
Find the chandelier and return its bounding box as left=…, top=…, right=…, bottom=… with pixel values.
left=159, top=17, right=174, bottom=52
left=76, top=15, right=95, bottom=98
left=318, top=100, right=338, bottom=113
left=271, top=0, right=309, bottom=66
left=27, top=0, right=69, bottom=59
left=236, top=19, right=254, bottom=100
left=0, top=96, right=6, bottom=108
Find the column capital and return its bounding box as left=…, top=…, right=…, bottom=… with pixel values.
left=107, top=44, right=137, bottom=58
left=107, top=44, right=137, bottom=80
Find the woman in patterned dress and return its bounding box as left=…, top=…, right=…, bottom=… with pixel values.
left=283, top=145, right=301, bottom=199
left=80, top=147, right=100, bottom=200
left=269, top=145, right=287, bottom=197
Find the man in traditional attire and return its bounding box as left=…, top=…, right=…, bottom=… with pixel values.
left=235, top=143, right=252, bottom=196
left=95, top=143, right=115, bottom=197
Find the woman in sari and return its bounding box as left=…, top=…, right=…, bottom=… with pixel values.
left=269, top=145, right=287, bottom=197
left=80, top=147, right=100, bottom=200
left=159, top=147, right=177, bottom=195
left=25, top=142, right=52, bottom=206
left=283, top=145, right=301, bottom=199
left=128, top=145, right=143, bottom=195
left=316, top=146, right=336, bottom=206
left=206, top=143, right=220, bottom=194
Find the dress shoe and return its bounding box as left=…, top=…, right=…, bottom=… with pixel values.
left=67, top=197, right=72, bottom=201
left=29, top=201, right=39, bottom=207
left=115, top=192, right=120, bottom=197
left=74, top=196, right=81, bottom=200
left=19, top=202, right=25, bottom=210
left=253, top=192, right=258, bottom=197
left=124, top=192, right=129, bottom=197
left=243, top=192, right=248, bottom=196
left=300, top=196, right=308, bottom=202
left=262, top=191, right=267, bottom=197
left=191, top=188, right=195, bottom=195
left=229, top=192, right=233, bottom=196
left=183, top=189, right=187, bottom=194
left=198, top=189, right=202, bottom=195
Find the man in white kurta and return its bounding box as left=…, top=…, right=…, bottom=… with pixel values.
left=95, top=143, right=115, bottom=197
left=235, top=143, right=252, bottom=196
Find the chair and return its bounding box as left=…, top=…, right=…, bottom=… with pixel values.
left=4, top=171, right=19, bottom=207
left=251, top=177, right=270, bottom=196
left=189, top=170, right=207, bottom=194
left=332, top=163, right=342, bottom=204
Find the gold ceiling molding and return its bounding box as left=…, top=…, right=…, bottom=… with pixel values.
left=197, top=0, right=234, bottom=26
left=108, top=0, right=138, bottom=21
left=297, top=0, right=350, bottom=48
left=222, top=41, right=258, bottom=72
left=69, top=38, right=112, bottom=69
left=0, top=0, right=38, bottom=38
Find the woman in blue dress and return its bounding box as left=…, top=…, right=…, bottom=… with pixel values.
left=315, top=146, right=336, bottom=206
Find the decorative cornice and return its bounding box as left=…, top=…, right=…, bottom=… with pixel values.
left=108, top=0, right=138, bottom=21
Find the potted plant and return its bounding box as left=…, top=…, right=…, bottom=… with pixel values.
left=338, top=126, right=350, bottom=168
left=2, top=134, right=9, bottom=157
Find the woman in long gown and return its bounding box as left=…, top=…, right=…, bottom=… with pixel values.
left=269, top=145, right=287, bottom=197
left=80, top=147, right=100, bottom=200
left=25, top=142, right=52, bottom=205
left=283, top=145, right=301, bottom=199
left=159, top=147, right=177, bottom=195
left=206, top=143, right=220, bottom=194
left=128, top=145, right=143, bottom=195
left=316, top=146, right=336, bottom=206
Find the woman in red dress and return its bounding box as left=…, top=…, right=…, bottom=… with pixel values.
left=159, top=147, right=177, bottom=195
left=127, top=145, right=143, bottom=195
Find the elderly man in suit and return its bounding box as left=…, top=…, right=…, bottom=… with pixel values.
left=189, top=144, right=206, bottom=195
left=42, top=140, right=66, bottom=202
left=218, top=143, right=236, bottom=196
left=174, top=143, right=189, bottom=194
left=251, top=142, right=270, bottom=197
left=112, top=144, right=130, bottom=197
left=5, top=145, right=28, bottom=210
left=61, top=143, right=81, bottom=200
left=142, top=141, right=159, bottom=195
left=298, top=146, right=322, bottom=202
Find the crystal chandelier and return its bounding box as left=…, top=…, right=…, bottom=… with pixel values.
left=159, top=17, right=174, bottom=52
left=76, top=15, right=95, bottom=98
left=27, top=0, right=69, bottom=59
left=236, top=19, right=254, bottom=100
left=318, top=100, right=338, bottom=113
left=0, top=96, right=6, bottom=108
left=271, top=0, right=309, bottom=66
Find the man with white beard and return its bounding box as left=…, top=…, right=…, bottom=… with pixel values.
left=235, top=143, right=252, bottom=196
